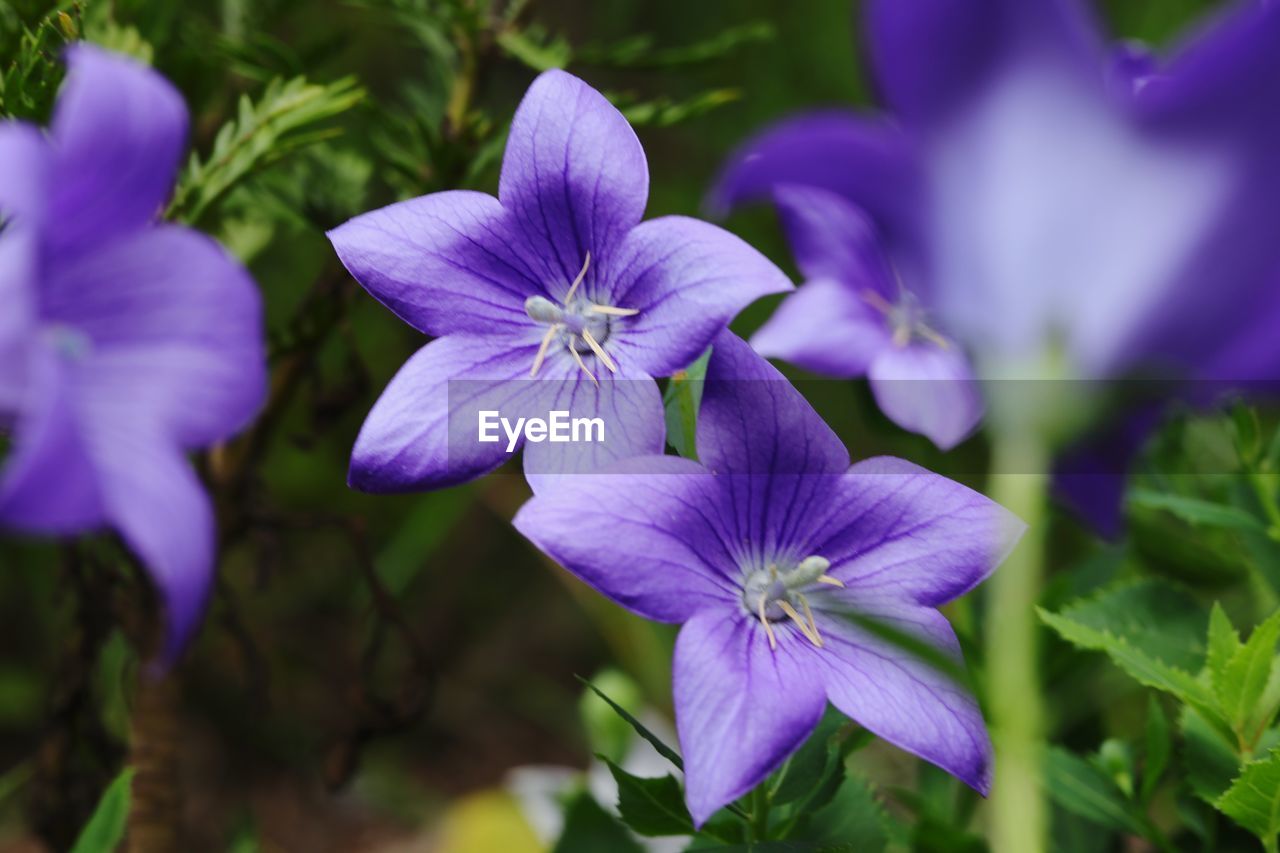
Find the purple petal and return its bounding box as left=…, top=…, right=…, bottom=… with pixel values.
left=864, top=0, right=1103, bottom=128
left=810, top=602, right=992, bottom=794
left=44, top=225, right=265, bottom=446
left=867, top=342, right=983, bottom=450
left=815, top=457, right=1024, bottom=607
left=499, top=70, right=647, bottom=285
left=328, top=191, right=544, bottom=338
left=0, top=228, right=36, bottom=391
left=84, top=422, right=216, bottom=663
left=697, top=331, right=848, bottom=475
left=674, top=608, right=826, bottom=826
left=773, top=184, right=895, bottom=293
left=750, top=279, right=890, bottom=378
left=49, top=45, right=186, bottom=254
left=521, top=364, right=666, bottom=494
left=0, top=347, right=103, bottom=532
left=349, top=333, right=551, bottom=491
left=512, top=456, right=738, bottom=623
left=607, top=216, right=793, bottom=377
left=0, top=122, right=49, bottom=224
left=710, top=112, right=921, bottom=245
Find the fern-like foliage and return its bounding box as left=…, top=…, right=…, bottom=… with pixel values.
left=167, top=75, right=365, bottom=225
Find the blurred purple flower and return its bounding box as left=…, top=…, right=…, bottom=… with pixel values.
left=329, top=70, right=790, bottom=493
left=514, top=332, right=1022, bottom=824
left=0, top=46, right=266, bottom=660
left=751, top=184, right=982, bottom=449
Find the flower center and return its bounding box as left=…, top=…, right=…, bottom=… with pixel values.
left=742, top=555, right=845, bottom=650
left=524, top=253, right=640, bottom=385
left=862, top=288, right=950, bottom=350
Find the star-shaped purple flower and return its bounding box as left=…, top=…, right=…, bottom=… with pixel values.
left=751, top=183, right=982, bottom=449
left=513, top=331, right=1023, bottom=824
left=328, top=70, right=791, bottom=492
left=0, top=46, right=266, bottom=659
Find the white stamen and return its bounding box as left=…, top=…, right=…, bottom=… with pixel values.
left=530, top=323, right=560, bottom=377
left=586, top=304, right=640, bottom=317
left=564, top=252, right=591, bottom=304
left=757, top=596, right=777, bottom=650
left=569, top=345, right=598, bottom=386
left=817, top=574, right=845, bottom=588
left=778, top=600, right=823, bottom=648
left=581, top=328, right=617, bottom=373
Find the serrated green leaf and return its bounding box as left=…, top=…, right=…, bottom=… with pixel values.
left=662, top=348, right=709, bottom=460
left=613, top=89, right=742, bottom=128
left=1129, top=489, right=1268, bottom=534
left=70, top=767, right=134, bottom=853
left=805, top=773, right=888, bottom=852
left=1217, top=609, right=1280, bottom=746
left=577, top=677, right=682, bottom=771
left=1208, top=603, right=1242, bottom=686
left=603, top=759, right=693, bottom=837
left=496, top=26, right=570, bottom=71
left=553, top=790, right=643, bottom=853
left=168, top=75, right=364, bottom=224
left=577, top=22, right=773, bottom=69
left=1215, top=749, right=1280, bottom=847
left=1044, top=747, right=1148, bottom=836
left=1142, top=696, right=1170, bottom=803
left=769, top=709, right=845, bottom=806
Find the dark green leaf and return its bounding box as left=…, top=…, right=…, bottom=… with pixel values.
left=1043, top=747, right=1147, bottom=836
left=604, top=759, right=693, bottom=837
left=769, top=708, right=845, bottom=806
left=553, top=791, right=643, bottom=853
left=1129, top=489, right=1268, bottom=535
left=1181, top=706, right=1242, bottom=803
left=1215, top=749, right=1280, bottom=847
left=577, top=677, right=682, bottom=770
left=70, top=768, right=134, bottom=853
left=805, top=773, right=888, bottom=852
left=1142, top=696, right=1170, bottom=803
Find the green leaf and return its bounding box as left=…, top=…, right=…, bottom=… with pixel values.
left=1208, top=603, right=1242, bottom=684
left=577, top=677, right=682, bottom=771
left=806, top=774, right=888, bottom=852
left=1142, top=696, right=1170, bottom=803
left=1215, top=749, right=1280, bottom=848
left=1181, top=705, right=1243, bottom=803
left=662, top=348, right=709, bottom=460
left=613, top=89, right=743, bottom=128
left=603, top=759, right=693, bottom=837
left=496, top=26, right=570, bottom=71
left=167, top=75, right=364, bottom=224
left=553, top=791, right=643, bottom=853
left=70, top=767, right=134, bottom=853
left=577, top=22, right=774, bottom=69
left=1129, top=489, right=1268, bottom=535
left=1043, top=747, right=1148, bottom=837
left=1215, top=609, right=1280, bottom=745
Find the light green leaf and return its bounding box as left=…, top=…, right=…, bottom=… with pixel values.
left=496, top=26, right=570, bottom=71
left=1129, top=489, right=1268, bottom=535
left=1216, top=609, right=1280, bottom=744
left=168, top=75, right=364, bottom=224
left=1208, top=603, right=1242, bottom=685
left=1043, top=747, right=1147, bottom=836
left=662, top=349, right=709, bottom=460
left=1216, top=749, right=1280, bottom=848
left=578, top=677, right=682, bottom=771
left=70, top=768, right=134, bottom=853
left=604, top=760, right=693, bottom=837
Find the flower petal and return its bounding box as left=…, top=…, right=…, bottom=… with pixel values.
left=512, top=455, right=738, bottom=622
left=49, top=45, right=187, bottom=253
left=697, top=331, right=848, bottom=475
left=864, top=0, right=1102, bottom=128
left=750, top=278, right=889, bottom=378
left=608, top=216, right=793, bottom=377
left=710, top=112, right=922, bottom=246
left=0, top=346, right=103, bottom=532
left=867, top=342, right=983, bottom=450
left=810, top=602, right=992, bottom=794
left=349, top=333, right=550, bottom=492
left=499, top=69, right=648, bottom=285
left=0, top=122, right=49, bottom=224
left=814, top=457, right=1023, bottom=607
left=773, top=184, right=895, bottom=292
left=85, top=421, right=216, bottom=663
left=521, top=365, right=666, bottom=494
left=45, top=225, right=265, bottom=446
left=328, top=190, right=546, bottom=337
left=674, top=608, right=826, bottom=826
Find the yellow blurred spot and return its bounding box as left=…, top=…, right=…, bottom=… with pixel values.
left=436, top=790, right=545, bottom=853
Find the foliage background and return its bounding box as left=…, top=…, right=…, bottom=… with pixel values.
left=4, top=0, right=1276, bottom=851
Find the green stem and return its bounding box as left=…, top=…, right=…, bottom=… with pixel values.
left=985, top=430, right=1050, bottom=853
left=750, top=785, right=770, bottom=842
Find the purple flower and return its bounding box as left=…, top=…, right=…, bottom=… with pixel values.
left=750, top=183, right=982, bottom=449
left=715, top=0, right=1280, bottom=398
left=513, top=332, right=1023, bottom=824
left=328, top=70, right=791, bottom=492
left=0, top=47, right=266, bottom=659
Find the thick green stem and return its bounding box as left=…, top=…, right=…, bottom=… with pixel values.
left=985, top=430, right=1050, bottom=853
